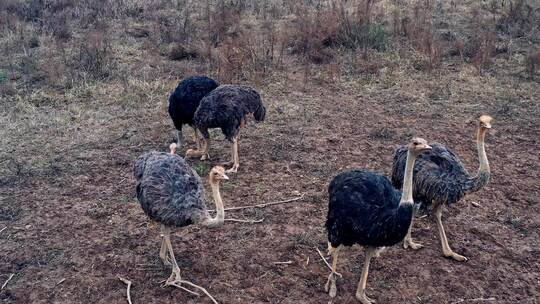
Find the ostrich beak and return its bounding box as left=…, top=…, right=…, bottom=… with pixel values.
left=423, top=144, right=432, bottom=150
left=220, top=173, right=229, bottom=180
left=484, top=123, right=492, bottom=129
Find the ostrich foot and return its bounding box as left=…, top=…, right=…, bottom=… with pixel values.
left=225, top=164, right=239, bottom=173
left=403, top=238, right=423, bottom=250
left=356, top=291, right=376, bottom=304
left=443, top=250, right=468, bottom=262
left=221, top=160, right=233, bottom=166
left=164, top=267, right=183, bottom=286
left=325, top=272, right=339, bottom=298
left=200, top=153, right=210, bottom=161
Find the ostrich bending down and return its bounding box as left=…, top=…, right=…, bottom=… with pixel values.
left=186, top=85, right=266, bottom=173
left=391, top=115, right=493, bottom=261
left=134, top=143, right=248, bottom=299
left=325, top=138, right=432, bottom=304
left=168, top=76, right=219, bottom=149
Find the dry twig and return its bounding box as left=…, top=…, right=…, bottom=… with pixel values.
left=0, top=227, right=7, bottom=234
left=273, top=261, right=293, bottom=265
left=315, top=247, right=342, bottom=278
left=167, top=281, right=219, bottom=304
left=470, top=201, right=482, bottom=207
left=118, top=276, right=133, bottom=304
left=451, top=297, right=496, bottom=304
left=225, top=218, right=264, bottom=223
left=1, top=274, right=14, bottom=290
left=208, top=194, right=305, bottom=212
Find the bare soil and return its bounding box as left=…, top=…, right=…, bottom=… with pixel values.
left=1, top=52, right=539, bottom=304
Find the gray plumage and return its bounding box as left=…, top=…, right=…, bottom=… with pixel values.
left=391, top=143, right=490, bottom=210
left=134, top=151, right=209, bottom=227
left=194, top=85, right=266, bottom=141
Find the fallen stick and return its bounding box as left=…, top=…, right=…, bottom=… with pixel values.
left=315, top=247, right=342, bottom=278
left=225, top=218, right=264, bottom=224
left=168, top=281, right=219, bottom=304
left=451, top=297, right=496, bottom=304
left=1, top=274, right=14, bottom=290
left=208, top=194, right=305, bottom=212
left=273, top=261, right=293, bottom=265
left=118, top=276, right=133, bottom=304
left=0, top=227, right=6, bottom=234
left=470, top=201, right=482, bottom=207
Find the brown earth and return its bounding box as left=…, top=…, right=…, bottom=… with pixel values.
left=1, top=53, right=539, bottom=304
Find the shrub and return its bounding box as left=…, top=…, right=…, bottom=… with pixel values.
left=168, top=44, right=199, bottom=61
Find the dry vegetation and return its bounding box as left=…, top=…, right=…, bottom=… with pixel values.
left=1, top=0, right=539, bottom=303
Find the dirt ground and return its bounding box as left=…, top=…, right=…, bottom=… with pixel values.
left=1, top=50, right=539, bottom=304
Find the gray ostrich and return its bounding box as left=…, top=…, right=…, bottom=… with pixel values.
left=391, top=115, right=493, bottom=261
left=134, top=143, right=241, bottom=299
left=185, top=85, right=266, bottom=173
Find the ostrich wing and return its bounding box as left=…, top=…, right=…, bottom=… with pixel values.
left=392, top=143, right=470, bottom=206
left=135, top=152, right=208, bottom=227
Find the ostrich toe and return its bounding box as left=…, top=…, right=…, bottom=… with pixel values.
left=356, top=291, right=375, bottom=304
left=444, top=251, right=468, bottom=262
left=325, top=272, right=338, bottom=298
left=403, top=238, right=423, bottom=250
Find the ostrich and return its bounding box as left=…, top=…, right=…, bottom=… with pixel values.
left=134, top=143, right=237, bottom=299
left=168, top=76, right=219, bottom=149
left=186, top=85, right=266, bottom=173
left=325, top=138, right=432, bottom=304
left=391, top=115, right=493, bottom=261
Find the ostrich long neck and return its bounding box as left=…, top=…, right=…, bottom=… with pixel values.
left=400, top=150, right=416, bottom=205
left=464, top=127, right=491, bottom=193
left=203, top=181, right=225, bottom=228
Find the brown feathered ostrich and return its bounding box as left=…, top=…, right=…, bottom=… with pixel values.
left=185, top=85, right=266, bottom=173
left=391, top=115, right=493, bottom=261
left=134, top=143, right=250, bottom=301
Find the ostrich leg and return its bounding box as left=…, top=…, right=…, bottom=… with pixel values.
left=403, top=208, right=423, bottom=250
left=160, top=226, right=183, bottom=286
left=159, top=225, right=171, bottom=265
left=355, top=247, right=376, bottom=304
left=176, top=127, right=183, bottom=149
left=191, top=126, right=202, bottom=150
left=434, top=205, right=468, bottom=262
left=200, top=137, right=211, bottom=160
left=226, top=137, right=239, bottom=173
left=325, top=245, right=342, bottom=298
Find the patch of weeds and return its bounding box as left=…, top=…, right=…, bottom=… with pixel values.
left=503, top=209, right=525, bottom=232
left=194, top=163, right=209, bottom=177
left=0, top=70, right=8, bottom=84
left=400, top=129, right=416, bottom=141
left=0, top=203, right=22, bottom=221
left=369, top=127, right=397, bottom=141
left=295, top=230, right=318, bottom=246
left=378, top=279, right=394, bottom=289
left=85, top=203, right=110, bottom=219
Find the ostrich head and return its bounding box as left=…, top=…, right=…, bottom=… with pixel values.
left=209, top=166, right=229, bottom=184
left=409, top=137, right=432, bottom=155
left=479, top=115, right=493, bottom=130
left=169, top=143, right=177, bottom=154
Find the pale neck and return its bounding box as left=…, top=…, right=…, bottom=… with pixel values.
left=400, top=150, right=416, bottom=205
left=210, top=181, right=225, bottom=222
left=477, top=128, right=490, bottom=173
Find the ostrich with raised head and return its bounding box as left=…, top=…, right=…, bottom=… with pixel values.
left=134, top=143, right=233, bottom=298
left=391, top=115, right=493, bottom=261
left=186, top=84, right=266, bottom=173
left=325, top=138, right=432, bottom=304
left=168, top=76, right=219, bottom=149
